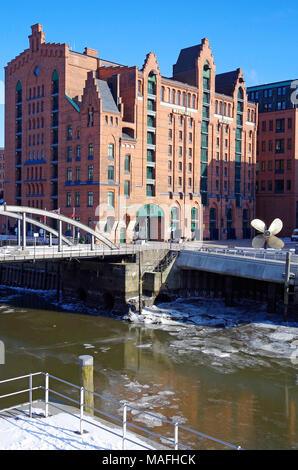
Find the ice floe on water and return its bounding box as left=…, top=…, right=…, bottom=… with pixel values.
left=125, top=297, right=298, bottom=374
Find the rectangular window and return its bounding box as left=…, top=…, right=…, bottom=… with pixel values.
left=148, top=115, right=155, bottom=128
left=67, top=167, right=72, bottom=182
left=168, top=145, right=172, bottom=156
left=66, top=192, right=71, bottom=207
left=75, top=167, right=80, bottom=182
left=147, top=166, right=154, bottom=179
left=146, top=184, right=155, bottom=197
left=168, top=176, right=172, bottom=186
left=88, top=165, right=93, bottom=181
left=87, top=191, right=93, bottom=207
left=274, top=180, right=284, bottom=194
left=67, top=146, right=72, bottom=161
left=124, top=154, right=131, bottom=173
left=108, top=191, right=114, bottom=208
left=76, top=145, right=81, bottom=160
left=124, top=180, right=130, bottom=197
left=75, top=192, right=80, bottom=207
left=147, top=132, right=154, bottom=145
left=108, top=165, right=114, bottom=181
left=147, top=149, right=154, bottom=162
left=108, top=144, right=114, bottom=159
left=275, top=139, right=284, bottom=154
left=276, top=119, right=285, bottom=133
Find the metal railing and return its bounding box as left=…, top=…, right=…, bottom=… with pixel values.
left=0, top=372, right=242, bottom=450
left=0, top=241, right=296, bottom=268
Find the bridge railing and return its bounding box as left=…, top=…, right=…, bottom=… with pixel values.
left=0, top=241, right=297, bottom=265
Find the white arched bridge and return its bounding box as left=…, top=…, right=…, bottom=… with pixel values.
left=0, top=205, right=117, bottom=251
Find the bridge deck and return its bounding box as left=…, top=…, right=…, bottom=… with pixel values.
left=0, top=242, right=297, bottom=285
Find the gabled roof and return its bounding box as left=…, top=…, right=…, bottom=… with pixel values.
left=173, top=45, right=202, bottom=74
left=215, top=70, right=240, bottom=97
left=95, top=79, right=120, bottom=114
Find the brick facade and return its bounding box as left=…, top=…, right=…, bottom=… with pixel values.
left=248, top=81, right=298, bottom=236
left=4, top=24, right=257, bottom=242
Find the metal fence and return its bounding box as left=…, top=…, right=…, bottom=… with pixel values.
left=0, top=372, right=242, bottom=450
left=0, top=240, right=297, bottom=265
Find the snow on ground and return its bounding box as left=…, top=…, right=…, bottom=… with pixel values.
left=0, top=408, right=154, bottom=450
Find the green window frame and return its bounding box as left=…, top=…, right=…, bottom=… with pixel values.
left=108, top=165, right=114, bottom=181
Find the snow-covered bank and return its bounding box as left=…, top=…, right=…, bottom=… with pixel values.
left=0, top=407, right=154, bottom=450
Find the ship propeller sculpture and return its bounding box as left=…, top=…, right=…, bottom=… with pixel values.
left=251, top=218, right=284, bottom=250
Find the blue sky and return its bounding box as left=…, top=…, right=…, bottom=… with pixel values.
left=0, top=0, right=297, bottom=147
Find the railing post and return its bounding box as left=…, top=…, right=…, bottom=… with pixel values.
left=45, top=373, right=49, bottom=418
left=29, top=373, right=32, bottom=418
left=80, top=386, right=84, bottom=435
left=22, top=212, right=27, bottom=251
left=122, top=403, right=127, bottom=450
left=91, top=235, right=94, bottom=251
left=174, top=422, right=179, bottom=450
left=58, top=219, right=62, bottom=253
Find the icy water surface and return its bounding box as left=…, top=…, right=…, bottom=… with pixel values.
left=0, top=286, right=297, bottom=450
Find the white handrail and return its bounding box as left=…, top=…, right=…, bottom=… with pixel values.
left=0, top=372, right=243, bottom=450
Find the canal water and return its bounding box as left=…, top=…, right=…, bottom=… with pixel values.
left=0, top=286, right=297, bottom=450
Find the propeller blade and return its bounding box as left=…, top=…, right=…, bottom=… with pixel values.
left=252, top=235, right=266, bottom=249
left=268, top=218, right=283, bottom=236
left=251, top=219, right=266, bottom=233
left=267, top=235, right=284, bottom=250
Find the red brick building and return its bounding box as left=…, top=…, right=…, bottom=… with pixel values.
left=4, top=24, right=257, bottom=242
left=248, top=81, right=298, bottom=237
left=0, top=147, right=4, bottom=201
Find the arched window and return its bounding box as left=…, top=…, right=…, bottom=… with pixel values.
left=161, top=86, right=165, bottom=101
left=52, top=70, right=59, bottom=94
left=203, top=61, right=211, bottom=90
left=215, top=100, right=218, bottom=114
left=238, top=87, right=244, bottom=100
left=228, top=104, right=231, bottom=116
left=171, top=207, right=180, bottom=231
left=16, top=81, right=22, bottom=103
left=192, top=95, right=196, bottom=108
left=182, top=92, right=186, bottom=106
left=176, top=90, right=181, bottom=105
left=148, top=72, right=156, bottom=96
left=89, top=143, right=94, bottom=159
left=171, top=89, right=175, bottom=104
